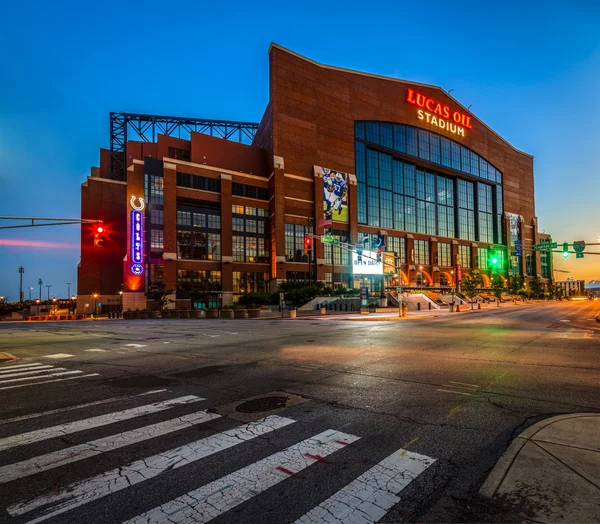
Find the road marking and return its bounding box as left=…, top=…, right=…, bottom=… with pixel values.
left=449, top=381, right=479, bottom=388
left=123, top=429, right=360, bottom=524
left=0, top=365, right=55, bottom=377
left=0, top=369, right=79, bottom=385
left=0, top=363, right=46, bottom=372
left=9, top=415, right=295, bottom=521
left=295, top=448, right=436, bottom=524
left=84, top=348, right=106, bottom=352
left=437, top=389, right=471, bottom=396
left=41, top=353, right=75, bottom=359
left=0, top=374, right=100, bottom=391
left=559, top=320, right=571, bottom=323
left=0, top=390, right=166, bottom=425
left=0, top=395, right=203, bottom=452
left=448, top=406, right=461, bottom=415
left=0, top=410, right=221, bottom=484
left=123, top=344, right=147, bottom=348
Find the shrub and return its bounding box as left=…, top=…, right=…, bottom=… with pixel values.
left=237, top=293, right=272, bottom=306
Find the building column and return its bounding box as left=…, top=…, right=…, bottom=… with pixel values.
left=220, top=174, right=234, bottom=305
left=430, top=237, right=439, bottom=285
left=406, top=234, right=415, bottom=285
left=162, top=162, right=178, bottom=300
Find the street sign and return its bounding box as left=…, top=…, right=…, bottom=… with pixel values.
left=279, top=292, right=284, bottom=300
left=573, top=241, right=586, bottom=253
left=360, top=287, right=368, bottom=307
left=321, top=235, right=339, bottom=244
left=576, top=253, right=584, bottom=259
left=514, top=240, right=522, bottom=245
left=534, top=242, right=558, bottom=250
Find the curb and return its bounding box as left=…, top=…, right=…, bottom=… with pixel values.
left=479, top=413, right=599, bottom=498
left=0, top=352, right=18, bottom=364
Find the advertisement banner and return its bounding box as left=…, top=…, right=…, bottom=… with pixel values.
left=317, top=166, right=349, bottom=223
left=383, top=252, right=395, bottom=274
left=457, top=264, right=463, bottom=292
left=352, top=250, right=383, bottom=275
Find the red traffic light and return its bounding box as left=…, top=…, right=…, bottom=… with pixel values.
left=96, top=226, right=104, bottom=233
left=304, top=236, right=312, bottom=246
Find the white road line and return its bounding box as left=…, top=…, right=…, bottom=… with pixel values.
left=0, top=370, right=78, bottom=385
left=123, top=344, right=147, bottom=348
left=0, top=410, right=221, bottom=484
left=441, top=384, right=478, bottom=391
left=449, top=381, right=479, bottom=388
left=0, top=374, right=100, bottom=391
left=295, top=448, right=436, bottom=524
left=0, top=390, right=166, bottom=425
left=84, top=349, right=106, bottom=352
left=0, top=363, right=46, bottom=372
left=436, top=389, right=471, bottom=396
left=0, top=366, right=56, bottom=377
left=0, top=374, right=100, bottom=392
left=123, top=429, right=360, bottom=524
left=9, top=415, right=295, bottom=521
left=42, top=354, right=75, bottom=359
left=0, top=395, right=203, bottom=453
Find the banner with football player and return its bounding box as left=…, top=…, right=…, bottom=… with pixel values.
left=315, top=166, right=349, bottom=223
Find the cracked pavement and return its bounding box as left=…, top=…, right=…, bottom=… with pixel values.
left=0, top=300, right=598, bottom=523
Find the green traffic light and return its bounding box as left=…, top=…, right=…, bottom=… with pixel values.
left=562, top=251, right=569, bottom=259
left=491, top=257, right=498, bottom=265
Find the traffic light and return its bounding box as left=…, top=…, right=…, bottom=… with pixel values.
left=562, top=242, right=569, bottom=258
left=93, top=226, right=105, bottom=247
left=489, top=249, right=498, bottom=266
left=376, top=249, right=383, bottom=263
left=303, top=235, right=312, bottom=256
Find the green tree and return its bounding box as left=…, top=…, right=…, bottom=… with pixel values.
left=547, top=284, right=556, bottom=300
left=508, top=275, right=523, bottom=295
left=462, top=272, right=482, bottom=309
left=188, top=278, right=214, bottom=308
left=147, top=280, right=175, bottom=310
left=491, top=275, right=505, bottom=302
left=529, top=277, right=544, bottom=299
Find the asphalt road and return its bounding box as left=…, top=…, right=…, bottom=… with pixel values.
left=0, top=300, right=598, bottom=524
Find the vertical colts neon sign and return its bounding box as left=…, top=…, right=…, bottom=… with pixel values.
left=130, top=196, right=145, bottom=276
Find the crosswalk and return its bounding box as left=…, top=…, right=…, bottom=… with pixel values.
left=0, top=389, right=437, bottom=524
left=0, top=361, right=99, bottom=391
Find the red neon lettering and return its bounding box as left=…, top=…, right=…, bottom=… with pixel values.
left=406, top=88, right=416, bottom=104
left=452, top=111, right=462, bottom=124
left=425, top=99, right=435, bottom=111
left=406, top=89, right=472, bottom=132
left=465, top=116, right=472, bottom=129
left=442, top=106, right=450, bottom=118
left=416, top=93, right=426, bottom=107
left=434, top=103, right=443, bottom=116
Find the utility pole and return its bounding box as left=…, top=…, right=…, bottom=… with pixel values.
left=18, top=266, right=24, bottom=304
left=28, top=287, right=33, bottom=301
left=46, top=284, right=51, bottom=302
left=38, top=278, right=43, bottom=300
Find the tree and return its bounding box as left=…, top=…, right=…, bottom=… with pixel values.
left=491, top=275, right=505, bottom=303
left=508, top=275, right=523, bottom=295
left=462, top=272, right=482, bottom=309
left=547, top=284, right=556, bottom=300
left=147, top=280, right=175, bottom=311
left=529, top=277, right=544, bottom=299
left=188, top=278, right=214, bottom=308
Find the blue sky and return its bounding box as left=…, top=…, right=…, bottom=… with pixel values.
left=1, top=0, right=599, bottom=299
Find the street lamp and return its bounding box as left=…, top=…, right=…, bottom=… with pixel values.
left=93, top=293, right=99, bottom=319
left=52, top=298, right=57, bottom=314
left=419, top=265, right=424, bottom=290
left=119, top=290, right=123, bottom=316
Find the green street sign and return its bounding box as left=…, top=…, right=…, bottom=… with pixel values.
left=576, top=253, right=584, bottom=259
left=533, top=242, right=557, bottom=250
left=321, top=235, right=339, bottom=244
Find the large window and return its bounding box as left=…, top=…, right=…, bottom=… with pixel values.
left=232, top=183, right=269, bottom=201
left=176, top=172, right=220, bottom=193
left=459, top=245, right=471, bottom=268
left=438, top=243, right=451, bottom=267
left=231, top=205, right=268, bottom=263
left=478, top=183, right=494, bottom=243
left=149, top=175, right=164, bottom=205
left=478, top=247, right=488, bottom=270
left=233, top=272, right=269, bottom=294
left=325, top=230, right=350, bottom=265
left=176, top=204, right=221, bottom=261
left=285, top=223, right=313, bottom=262
left=414, top=240, right=429, bottom=265
left=355, top=122, right=503, bottom=183
left=541, top=250, right=551, bottom=279
left=387, top=236, right=406, bottom=264
left=458, top=180, right=475, bottom=241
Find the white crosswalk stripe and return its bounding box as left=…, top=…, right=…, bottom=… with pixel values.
left=0, top=393, right=437, bottom=524
left=0, top=373, right=100, bottom=391
left=0, top=363, right=47, bottom=373
left=0, top=366, right=56, bottom=377
left=294, top=449, right=437, bottom=524
left=0, top=369, right=82, bottom=384
left=8, top=415, right=295, bottom=521
left=124, top=429, right=360, bottom=524
left=0, top=362, right=103, bottom=391
left=0, top=409, right=221, bottom=484
left=0, top=395, right=203, bottom=452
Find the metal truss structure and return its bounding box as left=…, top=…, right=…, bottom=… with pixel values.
left=110, top=112, right=260, bottom=181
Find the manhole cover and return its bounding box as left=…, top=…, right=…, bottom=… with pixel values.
left=236, top=396, right=288, bottom=413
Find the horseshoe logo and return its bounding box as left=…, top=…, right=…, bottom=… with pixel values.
left=130, top=196, right=145, bottom=211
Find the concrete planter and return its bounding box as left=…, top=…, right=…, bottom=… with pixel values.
left=206, top=309, right=219, bottom=318
left=123, top=311, right=132, bottom=319
left=131, top=312, right=141, bottom=319
left=233, top=309, right=248, bottom=319
left=219, top=309, right=234, bottom=319
left=247, top=308, right=261, bottom=319
left=140, top=311, right=149, bottom=319
left=161, top=310, right=173, bottom=318
left=379, top=298, right=388, bottom=307
left=178, top=310, right=190, bottom=319
left=191, top=309, right=205, bottom=319
left=149, top=311, right=161, bottom=319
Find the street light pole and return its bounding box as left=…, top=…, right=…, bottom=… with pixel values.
left=46, top=285, right=51, bottom=302
left=38, top=278, right=43, bottom=300
left=28, top=287, right=33, bottom=301
left=18, top=266, right=24, bottom=304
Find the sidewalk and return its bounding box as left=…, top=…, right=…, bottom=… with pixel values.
left=480, top=413, right=600, bottom=523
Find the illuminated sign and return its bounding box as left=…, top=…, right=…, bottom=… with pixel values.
left=130, top=196, right=145, bottom=275
left=406, top=88, right=472, bottom=137
left=352, top=250, right=383, bottom=275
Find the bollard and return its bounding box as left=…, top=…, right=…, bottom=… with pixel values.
left=417, top=303, right=421, bottom=311
left=320, top=306, right=326, bottom=315
left=289, top=308, right=297, bottom=319
left=428, top=302, right=431, bottom=310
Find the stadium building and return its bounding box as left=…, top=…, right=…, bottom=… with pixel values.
left=77, top=44, right=552, bottom=313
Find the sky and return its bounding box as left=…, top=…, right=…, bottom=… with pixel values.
left=1, top=0, right=599, bottom=300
